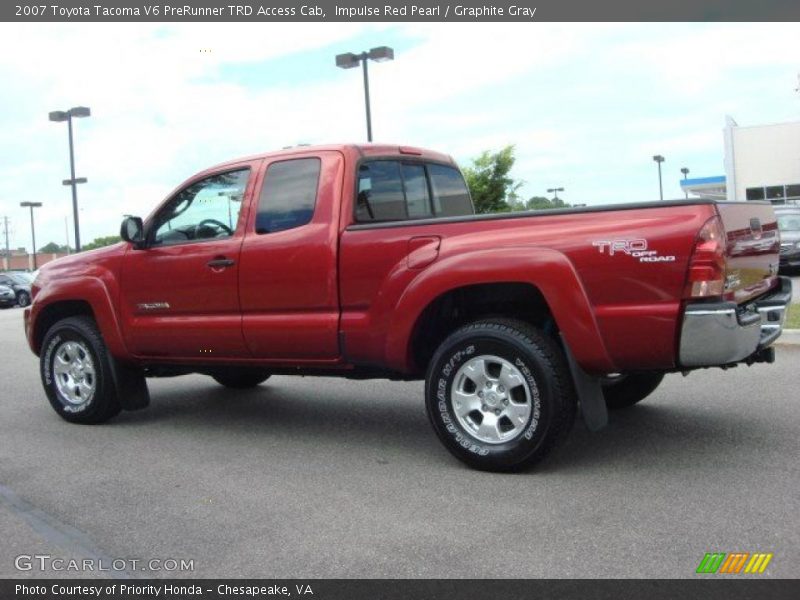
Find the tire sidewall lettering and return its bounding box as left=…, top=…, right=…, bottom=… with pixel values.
left=43, top=330, right=93, bottom=414
left=436, top=344, right=489, bottom=456
left=514, top=357, right=542, bottom=440
left=42, top=334, right=61, bottom=386
left=434, top=339, right=547, bottom=457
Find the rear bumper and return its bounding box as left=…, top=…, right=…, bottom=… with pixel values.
left=678, top=276, right=792, bottom=368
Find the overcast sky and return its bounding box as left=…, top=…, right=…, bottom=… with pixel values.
left=0, top=22, right=799, bottom=252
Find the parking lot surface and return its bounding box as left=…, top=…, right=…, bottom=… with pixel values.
left=0, top=306, right=798, bottom=578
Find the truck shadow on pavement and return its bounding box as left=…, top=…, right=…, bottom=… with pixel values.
left=543, top=402, right=787, bottom=474
left=113, top=377, right=786, bottom=473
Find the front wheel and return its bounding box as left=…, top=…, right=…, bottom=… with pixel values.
left=602, top=372, right=665, bottom=410
left=40, top=316, right=122, bottom=424
left=17, top=291, right=31, bottom=307
left=425, top=319, right=577, bottom=472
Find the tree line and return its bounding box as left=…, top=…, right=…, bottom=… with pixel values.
left=462, top=145, right=572, bottom=214
left=38, top=236, right=120, bottom=254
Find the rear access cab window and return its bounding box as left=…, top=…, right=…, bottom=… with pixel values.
left=355, top=160, right=473, bottom=223
left=256, top=158, right=321, bottom=234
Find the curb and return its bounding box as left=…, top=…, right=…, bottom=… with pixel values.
left=776, top=329, right=800, bottom=346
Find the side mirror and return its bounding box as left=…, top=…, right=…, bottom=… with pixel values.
left=120, top=216, right=145, bottom=247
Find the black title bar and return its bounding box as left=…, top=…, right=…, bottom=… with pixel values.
left=5, top=0, right=800, bottom=22
left=3, top=579, right=800, bottom=600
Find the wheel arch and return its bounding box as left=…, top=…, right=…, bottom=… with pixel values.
left=30, top=277, right=128, bottom=359
left=385, top=247, right=617, bottom=375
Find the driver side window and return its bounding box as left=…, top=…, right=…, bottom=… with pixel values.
left=152, top=169, right=250, bottom=246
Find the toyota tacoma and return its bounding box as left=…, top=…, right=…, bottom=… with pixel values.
left=24, top=144, right=792, bottom=471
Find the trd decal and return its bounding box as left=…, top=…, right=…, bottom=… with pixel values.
left=592, top=239, right=676, bottom=263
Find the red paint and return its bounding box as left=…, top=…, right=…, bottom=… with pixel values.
left=25, top=144, right=782, bottom=377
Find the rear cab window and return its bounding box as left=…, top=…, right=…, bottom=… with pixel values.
left=256, top=158, right=321, bottom=234
left=355, top=160, right=473, bottom=223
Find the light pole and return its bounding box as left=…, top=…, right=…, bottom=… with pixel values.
left=681, top=167, right=690, bottom=199
left=547, top=187, right=564, bottom=201
left=20, top=202, right=42, bottom=269
left=49, top=106, right=90, bottom=252
left=335, top=46, right=394, bottom=142
left=652, top=155, right=665, bottom=200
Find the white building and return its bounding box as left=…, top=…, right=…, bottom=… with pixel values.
left=681, top=116, right=800, bottom=204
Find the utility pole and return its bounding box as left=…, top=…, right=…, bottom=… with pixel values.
left=3, top=216, right=9, bottom=256
left=2, top=216, right=9, bottom=269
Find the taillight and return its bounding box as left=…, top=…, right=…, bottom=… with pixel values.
left=685, top=215, right=727, bottom=299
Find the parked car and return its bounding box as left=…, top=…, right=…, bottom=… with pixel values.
left=0, top=271, right=33, bottom=307
left=776, top=206, right=800, bottom=272
left=23, top=143, right=791, bottom=472
left=0, top=284, right=17, bottom=308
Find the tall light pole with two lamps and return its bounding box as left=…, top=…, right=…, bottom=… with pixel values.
left=335, top=47, right=394, bottom=142
left=681, top=167, right=690, bottom=199
left=20, top=202, right=42, bottom=270
left=547, top=187, right=564, bottom=202
left=49, top=106, right=90, bottom=252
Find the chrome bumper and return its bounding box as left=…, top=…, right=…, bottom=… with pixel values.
left=679, top=276, right=793, bottom=368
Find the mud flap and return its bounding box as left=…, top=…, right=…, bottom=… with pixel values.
left=560, top=334, right=607, bottom=432
left=109, top=355, right=150, bottom=411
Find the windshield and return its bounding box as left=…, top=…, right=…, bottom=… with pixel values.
left=777, top=213, right=800, bottom=231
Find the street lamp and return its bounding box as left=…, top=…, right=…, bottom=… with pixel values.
left=49, top=106, right=90, bottom=252
left=681, top=167, right=690, bottom=199
left=20, top=202, right=42, bottom=269
left=652, top=155, right=665, bottom=201
left=335, top=46, right=394, bottom=142
left=547, top=187, right=565, bottom=201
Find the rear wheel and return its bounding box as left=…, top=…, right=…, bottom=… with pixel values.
left=211, top=369, right=271, bottom=389
left=602, top=372, right=664, bottom=410
left=425, top=319, right=576, bottom=472
left=40, top=316, right=122, bottom=424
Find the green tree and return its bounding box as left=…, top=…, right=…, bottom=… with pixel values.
left=82, top=235, right=121, bottom=251
left=38, top=242, right=71, bottom=253
left=462, top=145, right=522, bottom=214
left=508, top=196, right=572, bottom=212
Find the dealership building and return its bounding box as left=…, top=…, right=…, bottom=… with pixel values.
left=681, top=116, right=800, bottom=204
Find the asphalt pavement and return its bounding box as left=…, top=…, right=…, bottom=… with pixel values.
left=0, top=306, right=798, bottom=579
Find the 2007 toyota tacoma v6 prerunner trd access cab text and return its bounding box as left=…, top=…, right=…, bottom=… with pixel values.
left=24, top=144, right=792, bottom=471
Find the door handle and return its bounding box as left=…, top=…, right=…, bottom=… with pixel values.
left=207, top=257, right=235, bottom=269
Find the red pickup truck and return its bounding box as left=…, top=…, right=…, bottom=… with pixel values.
left=24, top=144, right=792, bottom=471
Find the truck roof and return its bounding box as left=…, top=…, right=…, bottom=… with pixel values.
left=208, top=143, right=456, bottom=172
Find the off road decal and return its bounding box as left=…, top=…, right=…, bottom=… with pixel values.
left=592, top=239, right=676, bottom=263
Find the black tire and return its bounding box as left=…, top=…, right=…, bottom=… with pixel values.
left=17, top=291, right=31, bottom=307
left=602, top=372, right=665, bottom=410
left=211, top=369, right=271, bottom=389
left=425, top=319, right=577, bottom=472
left=40, top=316, right=122, bottom=424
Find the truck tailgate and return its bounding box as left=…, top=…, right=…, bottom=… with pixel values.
left=715, top=202, right=781, bottom=304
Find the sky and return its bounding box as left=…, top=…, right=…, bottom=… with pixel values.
left=0, top=22, right=799, bottom=252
